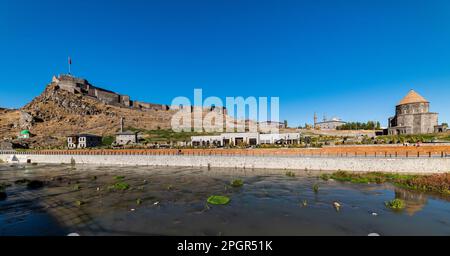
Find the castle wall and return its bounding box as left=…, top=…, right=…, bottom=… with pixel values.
left=120, top=95, right=131, bottom=107
left=54, top=74, right=171, bottom=111
left=94, top=89, right=120, bottom=105
left=133, top=101, right=167, bottom=110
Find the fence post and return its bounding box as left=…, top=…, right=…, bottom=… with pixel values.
left=417, top=152, right=420, bottom=158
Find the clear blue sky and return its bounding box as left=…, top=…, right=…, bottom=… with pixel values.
left=1, top=0, right=450, bottom=127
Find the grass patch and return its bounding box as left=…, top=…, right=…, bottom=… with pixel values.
left=230, top=179, right=244, bottom=187
left=313, top=184, right=319, bottom=193
left=102, top=136, right=115, bottom=146
left=114, top=176, right=125, bottom=180
left=75, top=200, right=84, bottom=206
left=207, top=195, right=230, bottom=205
left=109, top=182, right=130, bottom=191
left=321, top=171, right=450, bottom=195
left=285, top=171, right=296, bottom=177
left=385, top=199, right=406, bottom=210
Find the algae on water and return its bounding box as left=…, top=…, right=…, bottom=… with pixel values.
left=207, top=195, right=230, bottom=205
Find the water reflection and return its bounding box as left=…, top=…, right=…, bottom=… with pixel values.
left=394, top=188, right=428, bottom=216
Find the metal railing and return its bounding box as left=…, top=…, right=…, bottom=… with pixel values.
left=1, top=149, right=449, bottom=158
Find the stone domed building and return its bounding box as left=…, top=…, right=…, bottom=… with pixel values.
left=387, top=90, right=440, bottom=135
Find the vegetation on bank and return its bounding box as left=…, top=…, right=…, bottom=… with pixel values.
left=320, top=171, right=450, bottom=195
left=336, top=121, right=381, bottom=130
left=101, top=136, right=115, bottom=147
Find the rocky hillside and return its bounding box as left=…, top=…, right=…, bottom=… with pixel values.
left=0, top=82, right=178, bottom=148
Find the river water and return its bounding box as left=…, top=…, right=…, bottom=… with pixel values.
left=0, top=164, right=449, bottom=236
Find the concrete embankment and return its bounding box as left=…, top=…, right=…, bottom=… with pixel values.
left=1, top=153, right=449, bottom=173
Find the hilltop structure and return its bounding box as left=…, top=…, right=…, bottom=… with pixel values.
left=52, top=74, right=228, bottom=115
left=387, top=90, right=442, bottom=135
left=52, top=74, right=170, bottom=111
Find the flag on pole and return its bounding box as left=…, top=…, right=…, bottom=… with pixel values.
left=68, top=56, right=72, bottom=74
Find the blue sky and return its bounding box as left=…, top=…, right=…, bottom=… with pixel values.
left=1, top=0, right=450, bottom=127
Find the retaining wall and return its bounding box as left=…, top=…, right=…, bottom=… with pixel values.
left=1, top=153, right=449, bottom=173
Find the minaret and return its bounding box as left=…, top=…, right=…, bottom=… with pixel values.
left=314, top=112, right=317, bottom=128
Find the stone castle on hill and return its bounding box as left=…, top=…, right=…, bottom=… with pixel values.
left=52, top=74, right=226, bottom=114
left=388, top=90, right=446, bottom=135
left=53, top=74, right=170, bottom=111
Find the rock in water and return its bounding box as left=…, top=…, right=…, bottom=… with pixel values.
left=26, top=180, right=44, bottom=189
left=333, top=202, right=341, bottom=211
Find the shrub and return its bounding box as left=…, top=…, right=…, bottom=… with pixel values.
left=385, top=199, right=405, bottom=210
left=286, top=171, right=296, bottom=177
left=109, top=182, right=130, bottom=191
left=230, top=179, right=244, bottom=187
left=313, top=184, right=319, bottom=193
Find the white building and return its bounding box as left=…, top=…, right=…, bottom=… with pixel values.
left=259, top=133, right=300, bottom=144
left=191, top=135, right=223, bottom=147
left=191, top=132, right=300, bottom=147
